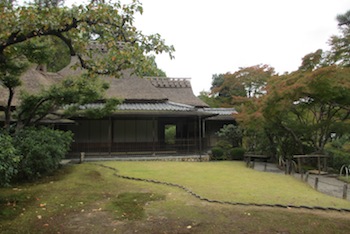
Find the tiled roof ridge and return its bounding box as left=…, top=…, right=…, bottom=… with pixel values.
left=147, top=77, right=192, bottom=88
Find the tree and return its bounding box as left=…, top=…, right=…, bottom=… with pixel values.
left=216, top=124, right=243, bottom=147
left=0, top=57, right=29, bottom=130
left=211, top=64, right=275, bottom=107
left=0, top=0, right=15, bottom=6
left=15, top=74, right=119, bottom=128
left=211, top=74, right=225, bottom=93
left=235, top=65, right=350, bottom=166
left=197, top=91, right=221, bottom=108
left=231, top=10, right=350, bottom=159
left=298, top=49, right=325, bottom=71
left=0, top=133, right=20, bottom=186
left=218, top=10, right=350, bottom=171
left=259, top=66, right=350, bottom=154
left=327, top=10, right=350, bottom=67
left=33, top=0, right=65, bottom=8
left=0, top=1, right=174, bottom=75
left=337, top=10, right=350, bottom=26
left=141, top=55, right=167, bottom=77
left=211, top=72, right=245, bottom=100
left=208, top=73, right=235, bottom=107
left=0, top=0, right=174, bottom=130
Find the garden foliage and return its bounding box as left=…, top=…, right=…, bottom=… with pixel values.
left=0, top=133, right=21, bottom=186
left=325, top=135, right=350, bottom=171
left=211, top=140, right=245, bottom=161
left=14, top=127, right=73, bottom=181
left=0, top=127, right=73, bottom=186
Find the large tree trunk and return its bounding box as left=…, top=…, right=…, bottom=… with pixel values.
left=4, top=88, right=14, bottom=132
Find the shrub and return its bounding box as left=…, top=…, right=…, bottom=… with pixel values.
left=211, top=147, right=225, bottom=160
left=216, top=124, right=242, bottom=147
left=325, top=135, right=350, bottom=171
left=14, top=127, right=73, bottom=181
left=326, top=148, right=350, bottom=171
left=211, top=141, right=233, bottom=160
left=229, top=147, right=245, bottom=160
left=0, top=133, right=21, bottom=187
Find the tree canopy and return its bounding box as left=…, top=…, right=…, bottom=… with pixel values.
left=207, top=64, right=275, bottom=108
left=207, top=10, right=350, bottom=170
left=0, top=0, right=174, bottom=130
left=0, top=0, right=175, bottom=184
left=0, top=0, right=174, bottom=76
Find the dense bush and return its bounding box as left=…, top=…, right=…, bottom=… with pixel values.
left=216, top=124, right=242, bottom=147
left=211, top=146, right=225, bottom=160
left=211, top=141, right=246, bottom=161
left=14, top=127, right=73, bottom=181
left=326, top=148, right=350, bottom=171
left=325, top=135, right=350, bottom=171
left=0, top=133, right=21, bottom=187
left=229, top=147, right=245, bottom=160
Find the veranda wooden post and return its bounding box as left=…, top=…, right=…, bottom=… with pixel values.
left=152, top=117, right=156, bottom=156
left=108, top=116, right=112, bottom=156
left=297, top=157, right=302, bottom=179
left=305, top=172, right=309, bottom=183
left=343, top=184, right=348, bottom=200
left=198, top=115, right=202, bottom=162
left=314, top=177, right=319, bottom=190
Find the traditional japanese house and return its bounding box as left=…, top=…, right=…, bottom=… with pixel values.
left=0, top=57, right=237, bottom=157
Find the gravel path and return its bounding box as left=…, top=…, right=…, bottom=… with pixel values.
left=253, top=162, right=350, bottom=201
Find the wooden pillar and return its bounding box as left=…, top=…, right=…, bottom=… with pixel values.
left=297, top=157, right=303, bottom=179
left=317, top=156, right=321, bottom=175
left=246, top=156, right=251, bottom=167
left=343, top=184, right=348, bottom=200
left=198, top=116, right=202, bottom=161
left=108, top=116, right=112, bottom=156
left=193, top=117, right=197, bottom=154
left=152, top=117, right=156, bottom=156
left=305, top=172, right=309, bottom=183
left=314, top=177, right=319, bottom=190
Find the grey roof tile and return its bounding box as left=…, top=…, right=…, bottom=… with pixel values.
left=201, top=108, right=237, bottom=115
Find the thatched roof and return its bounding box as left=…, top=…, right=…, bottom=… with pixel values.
left=1, top=56, right=209, bottom=108
left=104, top=76, right=168, bottom=101
left=147, top=77, right=208, bottom=107
left=0, top=65, right=61, bottom=107
left=58, top=56, right=208, bottom=107
left=57, top=56, right=84, bottom=77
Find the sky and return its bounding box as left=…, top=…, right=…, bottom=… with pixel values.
left=132, top=0, right=350, bottom=95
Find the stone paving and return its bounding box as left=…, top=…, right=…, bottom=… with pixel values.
left=252, top=162, right=350, bottom=201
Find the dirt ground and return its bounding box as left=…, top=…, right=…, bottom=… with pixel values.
left=2, top=162, right=350, bottom=234
left=34, top=163, right=350, bottom=234
left=28, top=199, right=350, bottom=234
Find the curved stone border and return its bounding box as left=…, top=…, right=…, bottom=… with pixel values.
left=94, top=163, right=350, bottom=213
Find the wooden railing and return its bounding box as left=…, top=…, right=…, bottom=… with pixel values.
left=293, top=154, right=329, bottom=175
left=244, top=153, right=270, bottom=169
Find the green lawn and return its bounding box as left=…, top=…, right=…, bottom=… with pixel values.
left=1, top=161, right=350, bottom=234
left=105, top=161, right=350, bottom=208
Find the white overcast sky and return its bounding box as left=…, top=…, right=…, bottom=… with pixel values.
left=132, top=0, right=350, bottom=95
left=64, top=0, right=350, bottom=94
